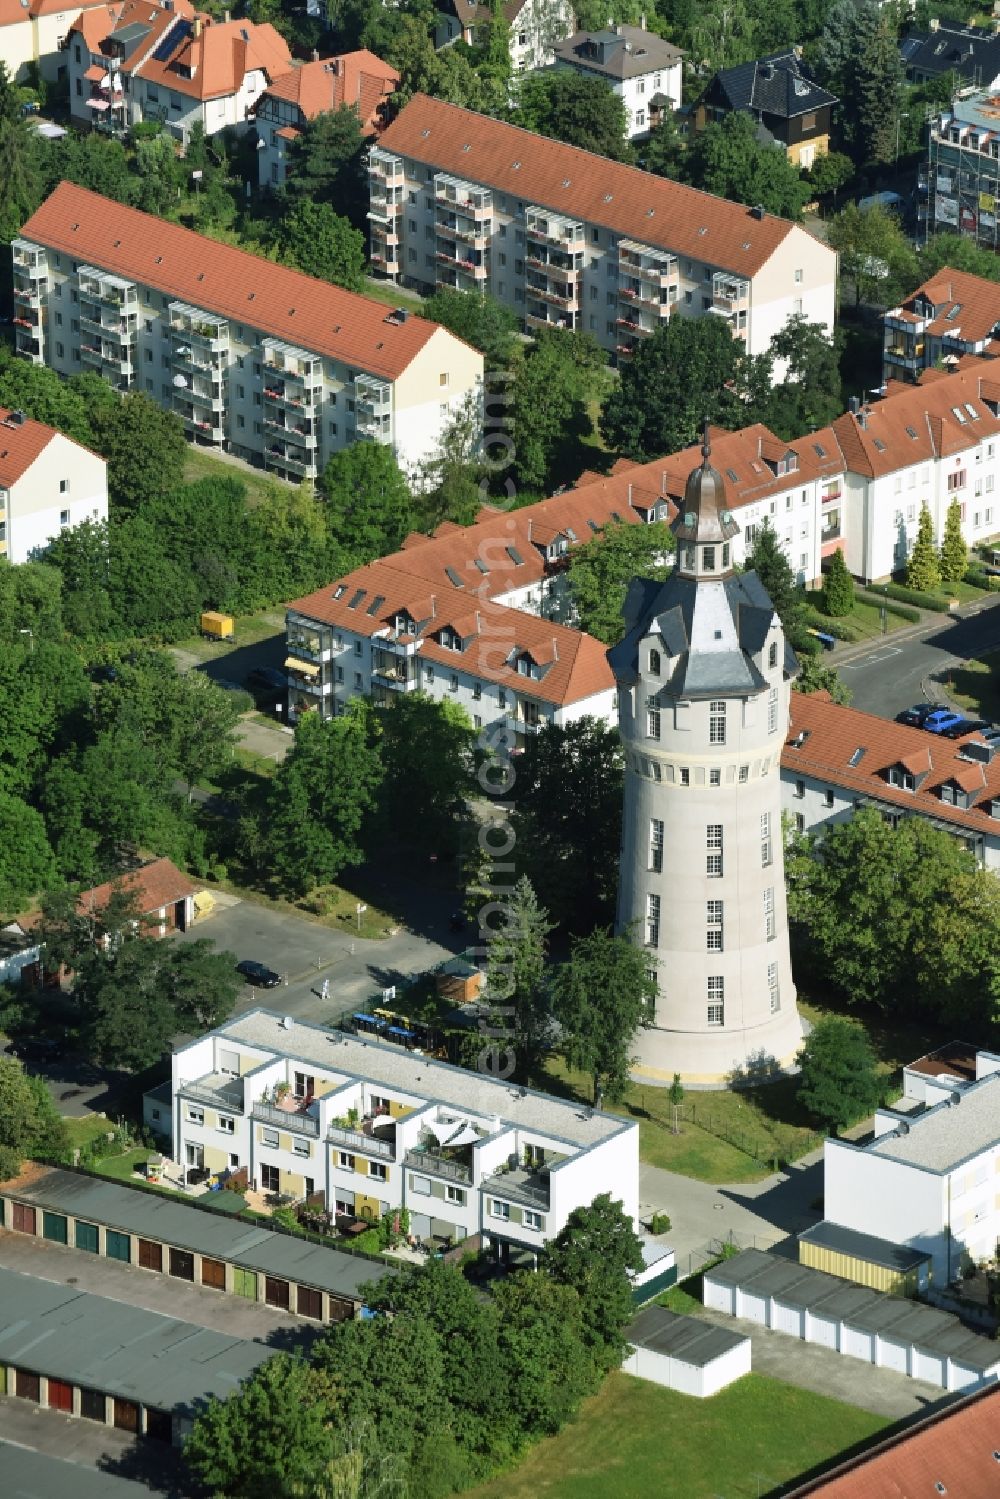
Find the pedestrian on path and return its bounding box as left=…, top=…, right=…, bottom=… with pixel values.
left=321, top=978, right=330, bottom=1002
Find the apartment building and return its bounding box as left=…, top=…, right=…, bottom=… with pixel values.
left=552, top=25, right=683, bottom=141
left=254, top=49, right=399, bottom=191
left=371, top=94, right=837, bottom=367
left=0, top=0, right=111, bottom=83
left=923, top=86, right=1000, bottom=251
left=0, top=405, right=107, bottom=563
left=883, top=266, right=1000, bottom=384
left=436, top=0, right=574, bottom=73
left=824, top=1047, right=1000, bottom=1282
left=15, top=181, right=483, bottom=482
left=171, top=1009, right=640, bottom=1256
left=66, top=3, right=292, bottom=141
left=781, top=690, right=1000, bottom=870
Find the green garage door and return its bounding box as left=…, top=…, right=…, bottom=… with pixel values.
left=106, top=1229, right=130, bottom=1263
left=42, top=1211, right=68, bottom=1245
left=75, top=1220, right=99, bottom=1253
left=233, top=1267, right=257, bottom=1300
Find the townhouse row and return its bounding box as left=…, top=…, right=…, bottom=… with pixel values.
left=369, top=93, right=837, bottom=367
left=167, top=1008, right=640, bottom=1258
left=15, top=180, right=483, bottom=482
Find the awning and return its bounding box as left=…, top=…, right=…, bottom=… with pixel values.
left=85, top=98, right=110, bottom=110
left=445, top=1123, right=481, bottom=1147
left=353, top=1012, right=378, bottom=1024
left=285, top=655, right=319, bottom=677
left=387, top=1025, right=415, bottom=1039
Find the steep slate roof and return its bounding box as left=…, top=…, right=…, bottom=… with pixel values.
left=900, top=21, right=1000, bottom=85
left=136, top=17, right=291, bottom=101
left=259, top=49, right=398, bottom=132
left=788, top=1382, right=1000, bottom=1497
left=710, top=50, right=837, bottom=120
left=830, top=360, right=1000, bottom=478
left=76, top=856, right=196, bottom=919
left=553, top=26, right=683, bottom=80
left=21, top=182, right=449, bottom=382
left=784, top=690, right=1000, bottom=835
left=379, top=93, right=815, bottom=279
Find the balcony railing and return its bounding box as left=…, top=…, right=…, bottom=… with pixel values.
left=330, top=1124, right=394, bottom=1159
left=253, top=1100, right=320, bottom=1138
left=485, top=1171, right=550, bottom=1209
left=181, top=1077, right=245, bottom=1109
left=403, top=1148, right=472, bottom=1184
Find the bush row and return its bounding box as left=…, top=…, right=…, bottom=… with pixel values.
left=881, top=581, right=953, bottom=612
left=855, top=590, right=921, bottom=623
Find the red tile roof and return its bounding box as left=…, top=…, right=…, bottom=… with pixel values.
left=0, top=406, right=98, bottom=487
left=21, top=182, right=452, bottom=382
left=891, top=264, right=1000, bottom=348
left=259, top=50, right=399, bottom=134
left=783, top=691, right=1000, bottom=836
left=789, top=1381, right=1000, bottom=1497
left=379, top=94, right=819, bottom=279
left=137, top=18, right=291, bottom=102
left=830, top=360, right=1000, bottom=478
left=77, top=857, right=196, bottom=919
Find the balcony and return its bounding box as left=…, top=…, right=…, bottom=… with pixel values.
left=821, top=487, right=842, bottom=504
left=12, top=240, right=47, bottom=276
left=252, top=1099, right=321, bottom=1138
left=79, top=267, right=137, bottom=310
left=330, top=1123, right=394, bottom=1159
left=503, top=712, right=542, bottom=737
left=485, top=1166, right=550, bottom=1209
left=262, top=337, right=322, bottom=390
left=181, top=1074, right=246, bottom=1111
left=178, top=408, right=225, bottom=443
left=80, top=310, right=138, bottom=344
left=168, top=301, right=229, bottom=352
left=884, top=343, right=923, bottom=367
left=266, top=445, right=315, bottom=477
left=525, top=205, right=584, bottom=250
left=618, top=239, right=677, bottom=285
left=187, top=381, right=226, bottom=413
left=369, top=146, right=405, bottom=183
left=526, top=279, right=577, bottom=309
left=712, top=272, right=750, bottom=315
left=526, top=309, right=574, bottom=332
left=403, top=1147, right=472, bottom=1184
left=434, top=173, right=492, bottom=220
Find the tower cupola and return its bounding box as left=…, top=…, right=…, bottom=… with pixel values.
left=673, top=425, right=739, bottom=582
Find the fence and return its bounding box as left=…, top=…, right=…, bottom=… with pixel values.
left=643, top=1099, right=823, bottom=1171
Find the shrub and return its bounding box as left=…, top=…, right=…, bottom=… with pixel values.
left=882, top=582, right=951, bottom=612
left=855, top=590, right=921, bottom=623
left=649, top=1211, right=671, bottom=1234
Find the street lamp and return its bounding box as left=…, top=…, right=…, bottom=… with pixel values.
left=18, top=627, right=33, bottom=653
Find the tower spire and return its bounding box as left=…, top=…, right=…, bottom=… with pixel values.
left=672, top=423, right=739, bottom=576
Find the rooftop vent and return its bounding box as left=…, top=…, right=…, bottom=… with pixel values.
left=7, top=410, right=25, bottom=426
left=384, top=307, right=409, bottom=325
left=749, top=204, right=765, bottom=219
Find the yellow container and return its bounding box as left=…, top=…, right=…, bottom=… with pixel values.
left=200, top=610, right=234, bottom=640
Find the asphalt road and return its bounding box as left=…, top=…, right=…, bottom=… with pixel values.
left=836, top=595, right=1000, bottom=720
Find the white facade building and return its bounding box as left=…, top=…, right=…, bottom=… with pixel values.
left=170, top=1009, right=640, bottom=1257
left=0, top=0, right=110, bottom=84
left=371, top=94, right=837, bottom=368
left=609, top=437, right=803, bottom=1083
left=15, top=181, right=483, bottom=484
left=552, top=25, right=683, bottom=140
left=823, top=1048, right=1000, bottom=1283
left=436, top=0, right=574, bottom=73
left=0, top=405, right=107, bottom=564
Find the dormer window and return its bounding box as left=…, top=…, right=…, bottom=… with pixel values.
left=649, top=648, right=661, bottom=676
left=768, top=641, right=778, bottom=669
left=887, top=765, right=915, bottom=791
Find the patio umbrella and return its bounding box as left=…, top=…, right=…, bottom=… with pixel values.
left=444, top=1123, right=482, bottom=1147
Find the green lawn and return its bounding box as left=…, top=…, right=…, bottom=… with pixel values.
left=181, top=443, right=294, bottom=507
left=169, top=608, right=285, bottom=666
left=804, top=593, right=910, bottom=643
left=62, top=1116, right=119, bottom=1152
left=463, top=1372, right=887, bottom=1499
left=361, top=276, right=426, bottom=315
left=92, top=1147, right=157, bottom=1184
left=944, top=647, right=1000, bottom=722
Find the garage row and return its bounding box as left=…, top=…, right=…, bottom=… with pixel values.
left=0, top=1166, right=394, bottom=1324
left=703, top=1249, right=1000, bottom=1393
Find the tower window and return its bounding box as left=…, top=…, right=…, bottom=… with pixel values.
left=649, top=818, right=664, bottom=872
left=706, top=824, right=723, bottom=877
left=646, top=697, right=661, bottom=740
left=764, top=886, right=775, bottom=940
left=768, top=641, right=778, bottom=669
left=709, top=700, right=726, bottom=745
left=649, top=648, right=661, bottom=675
left=680, top=768, right=690, bottom=786
left=739, top=765, right=749, bottom=783
left=722, top=543, right=730, bottom=567
left=707, top=977, right=724, bottom=1025
left=768, top=962, right=779, bottom=1013
left=761, top=812, right=772, bottom=867
left=706, top=900, right=723, bottom=951
left=702, top=545, right=716, bottom=571
left=767, top=687, right=778, bottom=734
left=646, top=893, right=660, bottom=947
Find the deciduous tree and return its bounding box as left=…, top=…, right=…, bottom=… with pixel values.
left=764, top=315, right=845, bottom=438
left=283, top=105, right=367, bottom=226
left=421, top=288, right=519, bottom=369
left=320, top=443, right=414, bottom=567
left=0, top=794, right=56, bottom=917
left=368, top=693, right=474, bottom=857
left=90, top=392, right=187, bottom=514
left=568, top=519, right=674, bottom=644
left=545, top=1194, right=645, bottom=1367
left=0, top=1056, right=68, bottom=1180
left=551, top=929, right=656, bottom=1103
left=280, top=199, right=365, bottom=291
left=511, top=328, right=606, bottom=493
left=826, top=201, right=919, bottom=309
left=797, top=1016, right=882, bottom=1133
left=684, top=112, right=810, bottom=219
left=492, top=1272, right=598, bottom=1436
left=514, top=72, right=633, bottom=162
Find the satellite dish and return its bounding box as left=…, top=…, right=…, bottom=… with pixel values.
left=172, top=374, right=188, bottom=387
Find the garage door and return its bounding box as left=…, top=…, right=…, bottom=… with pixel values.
left=114, top=1398, right=139, bottom=1433
left=105, top=1229, right=130, bottom=1263
left=138, top=1238, right=163, bottom=1272
left=47, top=1377, right=73, bottom=1412
left=169, top=1247, right=194, bottom=1281
left=808, top=1313, right=839, bottom=1350
left=75, top=1220, right=99, bottom=1254
left=841, top=1325, right=874, bottom=1363
left=912, top=1349, right=945, bottom=1387
left=879, top=1337, right=909, bottom=1375
left=42, top=1211, right=68, bottom=1245
left=145, top=1407, right=173, bottom=1443
left=11, top=1202, right=35, bottom=1235
left=15, top=1369, right=40, bottom=1402
left=738, top=1291, right=768, bottom=1326
left=265, top=1275, right=290, bottom=1310
left=704, top=1279, right=735, bottom=1316
left=233, top=1267, right=258, bottom=1300
left=201, top=1256, right=226, bottom=1290
left=771, top=1301, right=803, bottom=1339
left=80, top=1387, right=106, bottom=1422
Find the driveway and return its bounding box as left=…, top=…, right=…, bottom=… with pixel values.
left=0, top=1398, right=187, bottom=1494
left=639, top=1153, right=825, bottom=1279
left=180, top=897, right=457, bottom=1027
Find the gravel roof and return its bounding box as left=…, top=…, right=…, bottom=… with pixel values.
left=868, top=1073, right=1000, bottom=1171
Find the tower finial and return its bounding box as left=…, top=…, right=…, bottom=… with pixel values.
left=701, top=417, right=711, bottom=465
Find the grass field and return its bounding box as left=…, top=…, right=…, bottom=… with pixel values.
left=169, top=608, right=285, bottom=666
left=463, top=1373, right=887, bottom=1499
left=62, top=1116, right=120, bottom=1153
left=945, top=647, right=1000, bottom=722
left=804, top=592, right=909, bottom=643
left=361, top=277, right=426, bottom=315
left=181, top=443, right=293, bottom=508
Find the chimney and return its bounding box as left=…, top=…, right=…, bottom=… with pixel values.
left=193, top=15, right=202, bottom=36
left=223, top=7, right=230, bottom=18
left=311, top=47, right=319, bottom=61
left=849, top=395, right=860, bottom=415
left=750, top=203, right=765, bottom=219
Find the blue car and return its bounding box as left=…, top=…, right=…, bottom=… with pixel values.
left=923, top=709, right=966, bottom=735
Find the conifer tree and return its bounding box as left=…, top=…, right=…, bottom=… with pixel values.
left=939, top=498, right=968, bottom=584
left=906, top=504, right=941, bottom=593
left=822, top=547, right=854, bottom=617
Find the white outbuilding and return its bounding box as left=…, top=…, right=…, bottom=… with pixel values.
left=622, top=1305, right=751, bottom=1398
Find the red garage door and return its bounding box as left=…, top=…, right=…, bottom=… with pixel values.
left=47, top=1377, right=73, bottom=1412
left=11, top=1203, right=35, bottom=1235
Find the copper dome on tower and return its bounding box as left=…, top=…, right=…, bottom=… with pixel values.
left=673, top=424, right=740, bottom=548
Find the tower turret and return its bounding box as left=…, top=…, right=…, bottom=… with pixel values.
left=608, top=432, right=803, bottom=1084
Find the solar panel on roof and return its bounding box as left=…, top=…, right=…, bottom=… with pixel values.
left=152, top=16, right=191, bottom=61
left=474, top=559, right=488, bottom=573
left=848, top=746, right=866, bottom=766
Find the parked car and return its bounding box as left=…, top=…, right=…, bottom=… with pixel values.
left=896, top=703, right=936, bottom=727
left=235, top=959, right=282, bottom=988
left=941, top=718, right=990, bottom=739
left=247, top=666, right=287, bottom=695
left=922, top=709, right=966, bottom=735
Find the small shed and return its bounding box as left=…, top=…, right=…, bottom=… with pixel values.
left=435, top=956, right=484, bottom=1004
left=0, top=922, right=42, bottom=988
left=798, top=1221, right=931, bottom=1296
left=623, top=1306, right=751, bottom=1398
left=631, top=1236, right=677, bottom=1303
